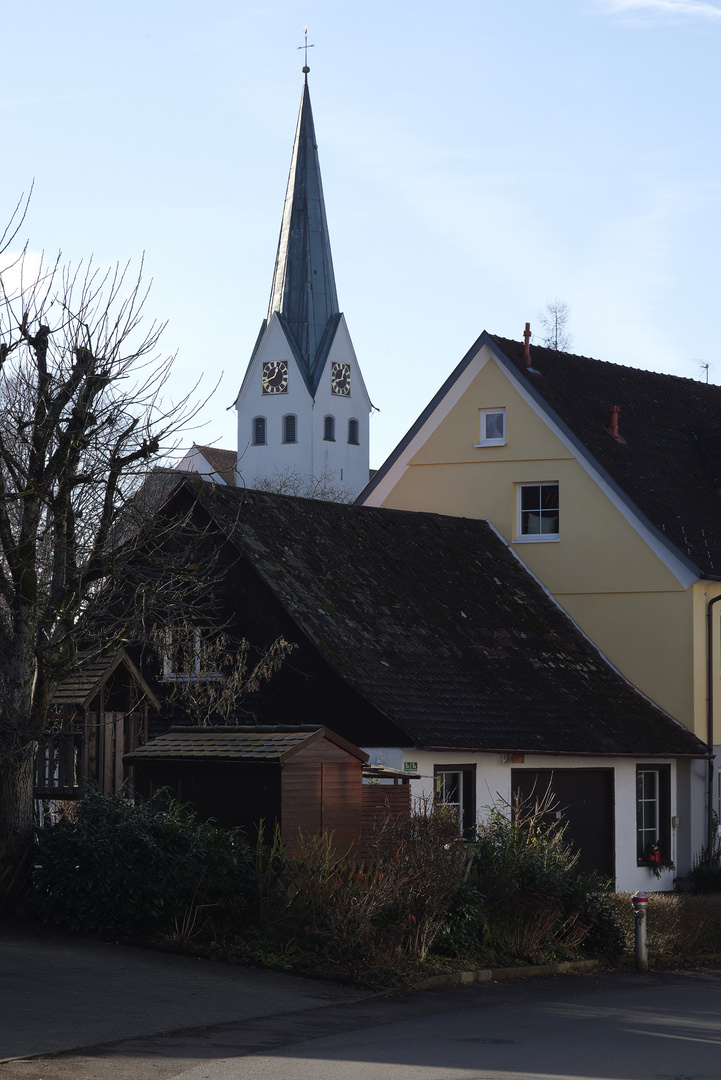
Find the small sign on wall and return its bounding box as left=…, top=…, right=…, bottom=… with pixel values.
left=404, top=761, right=418, bottom=772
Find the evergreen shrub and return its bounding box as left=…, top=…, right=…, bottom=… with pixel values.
left=28, top=788, right=255, bottom=939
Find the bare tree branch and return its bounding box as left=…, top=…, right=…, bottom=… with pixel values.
left=0, top=243, right=214, bottom=850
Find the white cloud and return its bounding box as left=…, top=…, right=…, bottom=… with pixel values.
left=596, top=0, right=721, bottom=19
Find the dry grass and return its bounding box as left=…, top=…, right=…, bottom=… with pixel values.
left=607, top=893, right=721, bottom=957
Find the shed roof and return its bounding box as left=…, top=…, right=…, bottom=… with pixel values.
left=52, top=649, right=160, bottom=710
left=167, top=481, right=708, bottom=760
left=125, top=725, right=368, bottom=764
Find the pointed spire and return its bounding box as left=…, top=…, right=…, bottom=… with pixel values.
left=267, top=75, right=340, bottom=372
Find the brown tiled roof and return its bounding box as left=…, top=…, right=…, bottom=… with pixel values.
left=175, top=483, right=707, bottom=759
left=125, top=725, right=366, bottom=763
left=192, top=445, right=237, bottom=487
left=489, top=335, right=721, bottom=579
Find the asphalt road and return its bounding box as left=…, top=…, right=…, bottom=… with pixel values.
left=2, top=947, right=721, bottom=1080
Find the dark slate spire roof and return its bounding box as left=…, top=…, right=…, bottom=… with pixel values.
left=267, top=75, right=340, bottom=387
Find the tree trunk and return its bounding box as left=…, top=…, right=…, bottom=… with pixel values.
left=0, top=741, right=35, bottom=853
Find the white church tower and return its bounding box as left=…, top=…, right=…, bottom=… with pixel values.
left=234, top=64, right=372, bottom=500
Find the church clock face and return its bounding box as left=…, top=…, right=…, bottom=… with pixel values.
left=331, top=362, right=351, bottom=396
left=261, top=360, right=289, bottom=395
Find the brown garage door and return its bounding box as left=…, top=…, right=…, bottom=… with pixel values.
left=511, top=768, right=615, bottom=881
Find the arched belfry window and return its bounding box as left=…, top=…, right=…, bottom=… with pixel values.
left=348, top=418, right=359, bottom=445
left=283, top=414, right=297, bottom=444
left=323, top=415, right=336, bottom=442
left=253, top=417, right=267, bottom=445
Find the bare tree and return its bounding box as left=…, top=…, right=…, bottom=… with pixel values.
left=0, top=206, right=204, bottom=851
left=538, top=298, right=572, bottom=351
left=251, top=465, right=355, bottom=504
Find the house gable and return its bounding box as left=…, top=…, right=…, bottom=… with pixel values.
left=362, top=334, right=699, bottom=590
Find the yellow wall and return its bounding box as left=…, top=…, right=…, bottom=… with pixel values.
left=378, top=348, right=720, bottom=739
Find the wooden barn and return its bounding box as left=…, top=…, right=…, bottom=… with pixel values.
left=124, top=725, right=377, bottom=853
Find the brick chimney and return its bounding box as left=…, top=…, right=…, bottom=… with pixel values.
left=523, top=322, right=531, bottom=366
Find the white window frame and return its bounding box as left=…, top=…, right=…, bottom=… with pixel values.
left=161, top=628, right=224, bottom=683
left=515, top=482, right=559, bottom=543
left=162, top=628, right=201, bottom=681
left=636, top=768, right=660, bottom=858
left=476, top=408, right=506, bottom=447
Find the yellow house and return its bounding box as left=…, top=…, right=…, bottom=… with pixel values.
left=361, top=329, right=721, bottom=871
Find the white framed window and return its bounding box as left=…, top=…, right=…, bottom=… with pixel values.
left=477, top=408, right=505, bottom=446
left=636, top=764, right=671, bottom=863
left=636, top=769, right=659, bottom=858
left=348, top=418, right=359, bottom=445
left=160, top=628, right=224, bottom=683
left=516, top=482, right=559, bottom=542
left=252, top=416, right=267, bottom=446
left=283, top=414, right=297, bottom=444
left=434, top=764, right=476, bottom=837
left=323, top=415, right=336, bottom=442
left=162, top=628, right=200, bottom=681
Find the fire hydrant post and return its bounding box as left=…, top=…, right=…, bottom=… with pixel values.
left=632, top=891, right=649, bottom=971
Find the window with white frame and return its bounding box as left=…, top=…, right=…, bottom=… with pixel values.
left=636, top=764, right=671, bottom=863
left=160, top=627, right=224, bottom=683
left=161, top=628, right=200, bottom=681
left=283, top=414, right=297, bottom=444
left=478, top=408, right=505, bottom=446
left=434, top=764, right=476, bottom=836
left=252, top=416, right=267, bottom=446
left=348, top=418, right=359, bottom=445
left=517, top=482, right=559, bottom=540
left=323, top=415, right=335, bottom=442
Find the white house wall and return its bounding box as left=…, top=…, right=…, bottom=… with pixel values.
left=362, top=747, right=704, bottom=893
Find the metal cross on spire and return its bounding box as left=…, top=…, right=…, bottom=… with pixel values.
left=298, top=26, right=314, bottom=73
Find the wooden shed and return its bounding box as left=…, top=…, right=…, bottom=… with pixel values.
left=35, top=649, right=159, bottom=807
left=125, top=725, right=369, bottom=853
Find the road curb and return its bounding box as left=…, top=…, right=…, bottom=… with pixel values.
left=408, top=957, right=602, bottom=991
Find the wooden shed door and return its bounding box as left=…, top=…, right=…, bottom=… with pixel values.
left=511, top=768, right=615, bottom=881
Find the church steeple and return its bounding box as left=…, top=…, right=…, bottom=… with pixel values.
left=267, top=73, right=340, bottom=379
left=234, top=59, right=372, bottom=500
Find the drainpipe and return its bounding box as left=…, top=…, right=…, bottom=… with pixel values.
left=706, top=595, right=720, bottom=866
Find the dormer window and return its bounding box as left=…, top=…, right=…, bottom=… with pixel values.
left=324, top=415, right=336, bottom=442
left=283, top=414, right=297, bottom=444
left=253, top=417, right=267, bottom=446
left=348, top=418, right=359, bottom=445
left=478, top=408, right=505, bottom=446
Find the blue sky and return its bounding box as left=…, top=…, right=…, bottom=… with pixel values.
left=2, top=0, right=720, bottom=468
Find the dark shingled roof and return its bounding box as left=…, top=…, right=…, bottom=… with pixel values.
left=52, top=649, right=160, bottom=710
left=173, top=482, right=707, bottom=759
left=489, top=334, right=721, bottom=579
left=125, top=725, right=367, bottom=764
